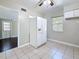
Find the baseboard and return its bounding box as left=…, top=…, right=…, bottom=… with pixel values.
left=18, top=43, right=30, bottom=48
left=49, top=39, right=79, bottom=48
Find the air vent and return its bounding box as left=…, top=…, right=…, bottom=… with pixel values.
left=21, top=8, right=27, bottom=12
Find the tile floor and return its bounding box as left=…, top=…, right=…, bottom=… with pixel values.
left=0, top=41, right=79, bottom=59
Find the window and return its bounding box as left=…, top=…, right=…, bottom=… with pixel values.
left=52, top=16, right=64, bottom=32
left=3, top=21, right=11, bottom=31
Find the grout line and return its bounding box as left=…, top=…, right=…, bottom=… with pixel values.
left=62, top=46, right=68, bottom=59
left=56, top=45, right=67, bottom=59
left=13, top=48, right=26, bottom=59
left=5, top=51, right=7, bottom=59
left=50, top=43, right=64, bottom=59
left=19, top=45, right=36, bottom=59
left=73, top=48, right=75, bottom=59
left=14, top=51, right=19, bottom=59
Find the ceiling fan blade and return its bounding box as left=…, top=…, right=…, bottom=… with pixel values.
left=34, top=0, right=46, bottom=7
left=34, top=0, right=54, bottom=7
left=39, top=2, right=43, bottom=6
left=50, top=1, right=54, bottom=6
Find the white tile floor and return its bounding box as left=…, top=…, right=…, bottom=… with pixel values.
left=0, top=41, right=79, bottom=59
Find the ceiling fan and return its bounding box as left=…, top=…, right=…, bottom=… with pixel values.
left=38, top=0, right=54, bottom=6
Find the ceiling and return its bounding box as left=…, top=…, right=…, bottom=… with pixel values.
left=0, top=0, right=79, bottom=17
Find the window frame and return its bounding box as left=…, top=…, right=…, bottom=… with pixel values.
left=52, top=16, right=64, bottom=32
left=2, top=21, right=11, bottom=31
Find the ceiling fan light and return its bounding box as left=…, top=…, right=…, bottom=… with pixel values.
left=47, top=0, right=51, bottom=4
left=21, top=8, right=27, bottom=12
left=44, top=0, right=51, bottom=5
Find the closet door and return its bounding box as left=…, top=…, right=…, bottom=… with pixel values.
left=41, top=18, right=47, bottom=44
left=37, top=17, right=42, bottom=46
left=37, top=17, right=47, bottom=46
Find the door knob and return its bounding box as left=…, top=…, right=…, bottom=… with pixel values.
left=38, top=28, right=41, bottom=31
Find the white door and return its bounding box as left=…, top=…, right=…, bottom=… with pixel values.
left=37, top=17, right=47, bottom=46
left=41, top=18, right=47, bottom=43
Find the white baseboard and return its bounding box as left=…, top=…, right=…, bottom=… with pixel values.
left=18, top=43, right=30, bottom=48
left=49, top=39, right=79, bottom=48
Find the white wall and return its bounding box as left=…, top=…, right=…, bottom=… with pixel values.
left=0, top=19, right=2, bottom=38
left=18, top=11, right=29, bottom=46
left=47, top=3, right=79, bottom=46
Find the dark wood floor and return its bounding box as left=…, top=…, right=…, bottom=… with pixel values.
left=0, top=37, right=18, bottom=52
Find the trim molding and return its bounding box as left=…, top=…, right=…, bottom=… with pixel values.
left=49, top=39, right=79, bottom=48
left=18, top=43, right=30, bottom=48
